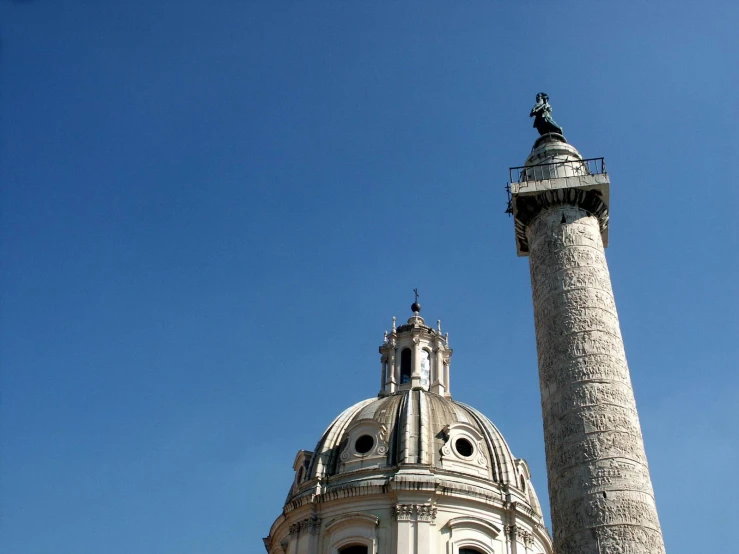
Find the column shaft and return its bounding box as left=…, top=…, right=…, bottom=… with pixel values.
left=527, top=205, right=665, bottom=554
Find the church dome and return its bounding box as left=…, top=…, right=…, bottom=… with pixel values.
left=305, top=391, right=523, bottom=488
left=286, top=389, right=544, bottom=522
left=266, top=308, right=552, bottom=554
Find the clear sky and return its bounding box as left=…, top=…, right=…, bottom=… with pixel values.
left=1, top=1, right=737, bottom=553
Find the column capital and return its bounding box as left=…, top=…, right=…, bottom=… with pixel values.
left=392, top=503, right=437, bottom=522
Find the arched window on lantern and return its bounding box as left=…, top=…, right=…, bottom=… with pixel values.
left=400, top=348, right=412, bottom=384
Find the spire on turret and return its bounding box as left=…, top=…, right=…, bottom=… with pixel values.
left=411, top=288, right=421, bottom=314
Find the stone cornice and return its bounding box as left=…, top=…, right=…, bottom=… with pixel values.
left=282, top=471, right=544, bottom=527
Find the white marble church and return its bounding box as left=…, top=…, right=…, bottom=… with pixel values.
left=263, top=303, right=553, bottom=554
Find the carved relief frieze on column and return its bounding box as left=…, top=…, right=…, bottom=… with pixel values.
left=525, top=205, right=665, bottom=554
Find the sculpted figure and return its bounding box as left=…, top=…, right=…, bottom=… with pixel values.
left=530, top=92, right=564, bottom=135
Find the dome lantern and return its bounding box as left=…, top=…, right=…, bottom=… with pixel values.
left=378, top=303, right=452, bottom=397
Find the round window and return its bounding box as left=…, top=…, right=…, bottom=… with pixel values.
left=455, top=437, right=474, bottom=457
left=355, top=434, right=375, bottom=454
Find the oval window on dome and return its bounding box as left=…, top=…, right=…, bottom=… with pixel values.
left=355, top=434, right=375, bottom=454
left=455, top=437, right=474, bottom=458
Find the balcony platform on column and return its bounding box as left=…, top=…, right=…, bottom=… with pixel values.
left=507, top=157, right=610, bottom=257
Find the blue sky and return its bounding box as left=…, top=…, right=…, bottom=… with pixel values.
left=1, top=1, right=737, bottom=553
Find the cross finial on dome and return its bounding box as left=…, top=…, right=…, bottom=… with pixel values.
left=411, top=288, right=421, bottom=314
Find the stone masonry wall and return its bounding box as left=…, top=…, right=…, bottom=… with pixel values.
left=527, top=205, right=665, bottom=554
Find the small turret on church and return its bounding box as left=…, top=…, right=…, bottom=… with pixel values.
left=378, top=294, right=452, bottom=397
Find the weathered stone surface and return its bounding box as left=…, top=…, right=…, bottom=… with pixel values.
left=527, top=205, right=665, bottom=554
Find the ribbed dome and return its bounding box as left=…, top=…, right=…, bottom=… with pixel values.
left=309, top=390, right=518, bottom=482
left=276, top=311, right=547, bottom=535
left=284, top=388, right=544, bottom=522
left=270, top=312, right=552, bottom=553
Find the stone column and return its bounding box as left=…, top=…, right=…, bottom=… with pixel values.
left=411, top=336, right=422, bottom=389
left=286, top=526, right=299, bottom=554
left=416, top=504, right=437, bottom=554
left=505, top=524, right=520, bottom=554
left=389, top=348, right=397, bottom=393
left=288, top=516, right=321, bottom=554
left=443, top=358, right=450, bottom=396
left=394, top=504, right=414, bottom=554
left=527, top=204, right=665, bottom=553
left=304, top=517, right=321, bottom=554
left=433, top=347, right=443, bottom=393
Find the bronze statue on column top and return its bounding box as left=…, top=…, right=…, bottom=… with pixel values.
left=530, top=93, right=564, bottom=136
